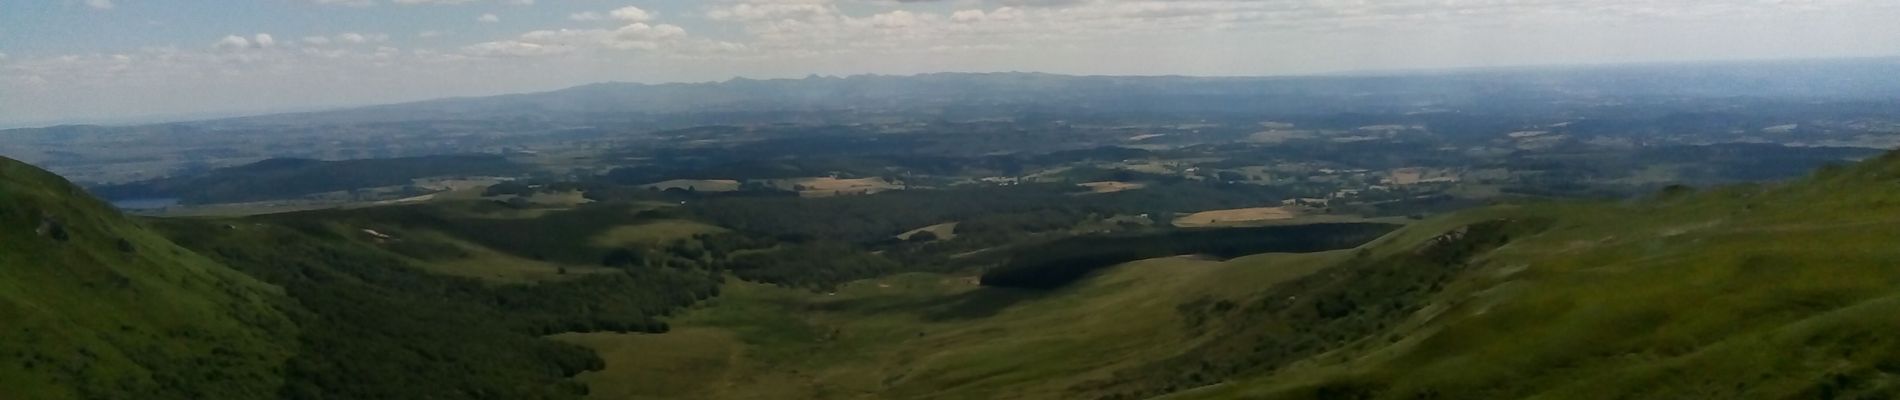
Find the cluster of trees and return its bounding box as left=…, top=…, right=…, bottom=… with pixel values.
left=599, top=232, right=777, bottom=270
left=687, top=184, right=1087, bottom=242
left=92, top=154, right=523, bottom=204
left=600, top=127, right=1166, bottom=186
left=295, top=203, right=687, bottom=266
left=689, top=182, right=1293, bottom=243
left=725, top=242, right=901, bottom=291
left=595, top=232, right=896, bottom=292
left=154, top=215, right=722, bottom=400
left=981, top=223, right=1398, bottom=290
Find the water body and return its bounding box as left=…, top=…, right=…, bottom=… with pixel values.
left=111, top=197, right=180, bottom=210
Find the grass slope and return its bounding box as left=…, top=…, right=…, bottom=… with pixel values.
left=575, top=152, right=1900, bottom=400
left=0, top=156, right=297, bottom=399
left=1177, top=155, right=1900, bottom=399
left=560, top=250, right=1357, bottom=399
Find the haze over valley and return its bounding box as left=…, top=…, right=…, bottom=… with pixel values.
left=6, top=1, right=1900, bottom=399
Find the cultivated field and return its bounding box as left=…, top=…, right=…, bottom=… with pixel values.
left=1078, top=181, right=1145, bottom=193
left=896, top=222, right=959, bottom=241
left=770, top=177, right=900, bottom=198
left=1172, top=206, right=1298, bottom=227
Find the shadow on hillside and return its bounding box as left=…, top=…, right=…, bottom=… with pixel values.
left=811, top=287, right=1049, bottom=321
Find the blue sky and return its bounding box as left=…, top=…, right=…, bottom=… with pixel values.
left=3, top=0, right=1900, bottom=126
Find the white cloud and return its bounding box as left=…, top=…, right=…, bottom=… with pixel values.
left=462, top=41, right=571, bottom=57
left=464, top=21, right=691, bottom=58
left=706, top=0, right=834, bottom=22
left=214, top=35, right=252, bottom=50
left=84, top=0, right=115, bottom=10
left=478, top=13, right=500, bottom=23
left=333, top=32, right=391, bottom=44
left=951, top=7, right=1021, bottom=23
left=609, top=6, right=654, bottom=22
left=506, top=0, right=534, bottom=5
left=12, top=0, right=1900, bottom=125
left=573, top=6, right=655, bottom=22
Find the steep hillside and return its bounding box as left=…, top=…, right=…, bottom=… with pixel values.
left=0, top=156, right=297, bottom=399
left=1162, top=153, right=1900, bottom=399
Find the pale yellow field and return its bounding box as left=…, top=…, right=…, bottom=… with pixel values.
left=1172, top=206, right=1298, bottom=227
left=1078, top=181, right=1146, bottom=193
left=772, top=177, right=900, bottom=197
left=896, top=222, right=959, bottom=241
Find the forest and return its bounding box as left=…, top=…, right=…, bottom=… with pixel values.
left=152, top=217, right=719, bottom=399
left=979, top=223, right=1399, bottom=289
left=90, top=155, right=523, bottom=204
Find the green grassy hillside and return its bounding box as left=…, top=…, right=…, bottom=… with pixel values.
left=0, top=156, right=297, bottom=399
left=568, top=152, right=1900, bottom=400
left=1175, top=155, right=1900, bottom=399
left=15, top=146, right=1900, bottom=399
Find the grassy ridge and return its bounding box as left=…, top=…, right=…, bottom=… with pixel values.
left=0, top=157, right=297, bottom=399
left=1175, top=154, right=1900, bottom=399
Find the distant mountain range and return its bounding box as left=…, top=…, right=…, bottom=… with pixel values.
left=12, top=57, right=1900, bottom=133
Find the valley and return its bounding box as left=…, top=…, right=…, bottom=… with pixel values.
left=7, top=63, right=1900, bottom=399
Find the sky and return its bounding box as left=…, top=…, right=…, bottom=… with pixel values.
left=2, top=0, right=1900, bottom=126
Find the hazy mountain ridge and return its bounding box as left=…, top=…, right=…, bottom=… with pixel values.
left=8, top=58, right=1900, bottom=186
left=210, top=58, right=1900, bottom=126
left=8, top=57, right=1899, bottom=133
